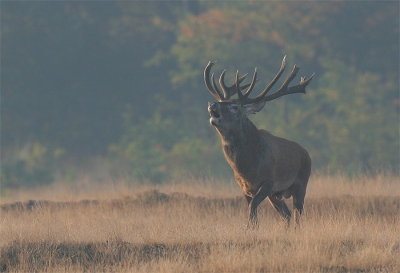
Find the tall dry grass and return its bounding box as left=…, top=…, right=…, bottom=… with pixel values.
left=1, top=173, right=399, bottom=272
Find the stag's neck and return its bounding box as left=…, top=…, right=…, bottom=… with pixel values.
left=219, top=119, right=266, bottom=174
left=219, top=119, right=259, bottom=145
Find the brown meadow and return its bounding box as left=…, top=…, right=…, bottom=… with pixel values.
left=1, top=174, right=399, bottom=272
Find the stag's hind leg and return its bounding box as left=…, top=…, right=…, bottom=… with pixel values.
left=291, top=183, right=307, bottom=226
left=268, top=195, right=292, bottom=226
left=292, top=154, right=311, bottom=226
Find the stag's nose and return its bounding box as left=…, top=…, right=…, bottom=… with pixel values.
left=208, top=102, right=221, bottom=127
left=208, top=102, right=219, bottom=112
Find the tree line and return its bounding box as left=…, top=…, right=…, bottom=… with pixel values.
left=1, top=1, right=398, bottom=187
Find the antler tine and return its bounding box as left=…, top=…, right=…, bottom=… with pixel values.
left=235, top=71, right=260, bottom=105
left=211, top=73, right=225, bottom=101
left=264, top=69, right=315, bottom=101
left=243, top=67, right=258, bottom=98
left=206, top=61, right=252, bottom=101
left=219, top=70, right=249, bottom=100
left=235, top=70, right=245, bottom=102
left=237, top=73, right=248, bottom=85
left=237, top=56, right=314, bottom=105
left=246, top=55, right=286, bottom=104
left=261, top=56, right=314, bottom=102
left=219, top=69, right=230, bottom=100
left=204, top=61, right=224, bottom=101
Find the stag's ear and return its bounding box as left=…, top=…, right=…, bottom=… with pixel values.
left=243, top=101, right=266, bottom=117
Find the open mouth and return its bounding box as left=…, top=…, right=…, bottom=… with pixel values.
left=209, top=109, right=220, bottom=119
left=208, top=102, right=221, bottom=126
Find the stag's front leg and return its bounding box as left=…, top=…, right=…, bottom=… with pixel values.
left=247, top=183, right=271, bottom=229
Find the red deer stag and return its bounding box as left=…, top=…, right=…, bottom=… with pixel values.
left=204, top=56, right=314, bottom=228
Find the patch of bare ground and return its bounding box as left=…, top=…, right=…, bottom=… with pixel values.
left=1, top=175, right=399, bottom=272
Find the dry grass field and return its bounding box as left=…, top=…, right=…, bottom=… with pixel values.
left=1, top=173, right=399, bottom=272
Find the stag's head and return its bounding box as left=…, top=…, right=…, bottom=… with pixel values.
left=205, top=56, right=314, bottom=134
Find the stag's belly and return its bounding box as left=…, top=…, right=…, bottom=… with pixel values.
left=234, top=169, right=297, bottom=198
left=271, top=175, right=297, bottom=192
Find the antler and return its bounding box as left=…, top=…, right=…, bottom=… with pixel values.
left=204, top=61, right=258, bottom=101
left=235, top=56, right=315, bottom=105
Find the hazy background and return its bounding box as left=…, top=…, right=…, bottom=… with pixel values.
left=1, top=1, right=399, bottom=188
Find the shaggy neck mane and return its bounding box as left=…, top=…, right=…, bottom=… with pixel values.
left=219, top=119, right=265, bottom=175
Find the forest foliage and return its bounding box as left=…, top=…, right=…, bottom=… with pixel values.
left=1, top=1, right=399, bottom=186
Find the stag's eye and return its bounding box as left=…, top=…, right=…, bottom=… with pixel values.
left=231, top=105, right=239, bottom=112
